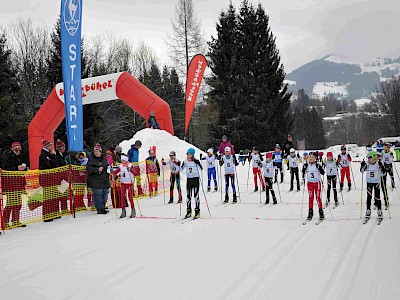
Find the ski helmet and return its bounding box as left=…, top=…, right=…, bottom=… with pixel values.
left=207, top=148, right=213, bottom=154
left=224, top=146, right=231, bottom=153
left=289, top=148, right=295, bottom=153
left=169, top=151, right=176, bottom=156
left=187, top=148, right=195, bottom=156
left=275, top=144, right=281, bottom=150
left=134, top=140, right=142, bottom=147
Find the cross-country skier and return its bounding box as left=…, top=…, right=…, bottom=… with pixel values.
left=360, top=151, right=385, bottom=222
left=161, top=151, right=182, bottom=204
left=146, top=149, right=160, bottom=196
left=181, top=148, right=203, bottom=219
left=302, top=152, right=309, bottom=165
left=324, top=151, right=340, bottom=207
left=249, top=147, right=265, bottom=192
left=238, top=150, right=247, bottom=166
left=381, top=143, right=395, bottom=188
left=219, top=147, right=239, bottom=203
left=287, top=148, right=301, bottom=191
left=302, top=152, right=325, bottom=221
left=377, top=152, right=389, bottom=210
left=112, top=155, right=136, bottom=218
left=259, top=152, right=277, bottom=204
left=273, top=145, right=284, bottom=184
left=337, top=145, right=352, bottom=192
left=201, top=148, right=218, bottom=192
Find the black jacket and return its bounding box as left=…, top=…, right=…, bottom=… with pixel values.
left=55, top=150, right=68, bottom=167
left=2, top=151, right=28, bottom=171
left=282, top=140, right=295, bottom=157
left=86, top=154, right=110, bottom=189
left=39, top=149, right=59, bottom=170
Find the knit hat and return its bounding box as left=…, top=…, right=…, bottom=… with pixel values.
left=116, top=145, right=122, bottom=153
left=109, top=145, right=116, bottom=152
left=149, top=149, right=155, bottom=154
left=341, top=145, right=346, bottom=151
left=42, top=139, right=52, bottom=148
left=121, top=155, right=129, bottom=162
left=222, top=135, right=227, bottom=141
left=187, top=148, right=195, bottom=155
left=56, top=139, right=65, bottom=150
left=266, top=152, right=273, bottom=159
left=94, top=143, right=102, bottom=151
left=327, top=151, right=333, bottom=157
left=11, top=142, right=21, bottom=150
left=367, top=151, right=377, bottom=159
left=290, top=148, right=295, bottom=153
left=309, top=152, right=317, bottom=157
left=207, top=148, right=213, bottom=154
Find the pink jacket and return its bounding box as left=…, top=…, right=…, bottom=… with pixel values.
left=218, top=141, right=235, bottom=155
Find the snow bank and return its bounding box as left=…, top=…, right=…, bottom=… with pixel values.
left=312, top=82, right=349, bottom=98
left=119, top=128, right=206, bottom=160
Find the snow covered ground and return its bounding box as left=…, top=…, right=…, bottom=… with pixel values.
left=1, top=131, right=400, bottom=300
left=312, top=82, right=349, bottom=99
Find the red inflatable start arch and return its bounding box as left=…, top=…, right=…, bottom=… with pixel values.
left=28, top=72, right=174, bottom=169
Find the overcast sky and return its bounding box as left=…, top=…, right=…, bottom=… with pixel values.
left=1, top=0, right=399, bottom=72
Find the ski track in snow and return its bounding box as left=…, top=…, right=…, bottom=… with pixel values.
left=1, top=158, right=400, bottom=300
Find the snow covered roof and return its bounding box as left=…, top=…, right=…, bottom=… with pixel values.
left=353, top=98, right=371, bottom=107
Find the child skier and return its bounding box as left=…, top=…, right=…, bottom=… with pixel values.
left=249, top=147, right=265, bottom=192
left=219, top=147, right=239, bottom=203
left=360, top=151, right=385, bottom=223
left=181, top=148, right=203, bottom=219
left=146, top=149, right=160, bottom=196
left=201, top=148, right=218, bottom=192
left=161, top=151, right=182, bottom=204
left=302, top=152, right=325, bottom=221
left=302, top=152, right=309, bottom=165
left=286, top=148, right=301, bottom=191
left=381, top=143, right=395, bottom=188
left=377, top=152, right=389, bottom=209
left=259, top=152, right=277, bottom=204
left=324, top=151, right=340, bottom=207
left=238, top=150, right=247, bottom=166
left=112, top=155, right=136, bottom=218
left=337, top=145, right=352, bottom=192
left=273, top=145, right=284, bottom=183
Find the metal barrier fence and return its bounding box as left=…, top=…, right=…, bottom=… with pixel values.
left=0, top=161, right=170, bottom=232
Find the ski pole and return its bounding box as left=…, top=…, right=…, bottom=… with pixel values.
left=301, top=178, right=305, bottom=219
left=360, top=172, right=364, bottom=219
left=321, top=179, right=333, bottom=220
left=393, top=163, right=400, bottom=182
left=196, top=165, right=211, bottom=217
left=276, top=177, right=282, bottom=203
left=246, top=161, right=251, bottom=192
left=259, top=174, right=262, bottom=204
left=134, top=193, right=142, bottom=217
left=219, top=163, right=223, bottom=203
left=381, top=176, right=391, bottom=219
left=350, top=162, right=357, bottom=190
left=338, top=173, right=345, bottom=205
left=234, top=165, right=241, bottom=202
left=112, top=185, right=118, bottom=217
left=162, top=163, right=165, bottom=204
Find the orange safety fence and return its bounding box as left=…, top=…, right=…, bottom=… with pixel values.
left=0, top=161, right=171, bottom=232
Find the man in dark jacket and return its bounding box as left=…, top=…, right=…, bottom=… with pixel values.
left=39, top=139, right=60, bottom=222
left=54, top=139, right=70, bottom=215
left=1, top=142, right=28, bottom=228
left=282, top=134, right=295, bottom=169
left=55, top=139, right=68, bottom=167
left=86, top=143, right=110, bottom=214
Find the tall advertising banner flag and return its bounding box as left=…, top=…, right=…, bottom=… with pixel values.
left=185, top=54, right=207, bottom=135
left=60, top=0, right=83, bottom=151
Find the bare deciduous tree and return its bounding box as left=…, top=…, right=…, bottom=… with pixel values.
left=132, top=40, right=158, bottom=78
left=166, top=0, right=206, bottom=77
left=371, top=76, right=400, bottom=135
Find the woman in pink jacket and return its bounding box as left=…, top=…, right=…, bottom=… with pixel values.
left=218, top=135, right=235, bottom=155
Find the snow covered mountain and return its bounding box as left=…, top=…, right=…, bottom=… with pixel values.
left=285, top=54, right=400, bottom=100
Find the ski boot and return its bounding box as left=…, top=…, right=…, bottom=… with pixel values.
left=185, top=208, right=192, bottom=219
left=233, top=193, right=238, bottom=203
left=307, top=209, right=313, bottom=221
left=130, top=208, right=136, bottom=218
left=392, top=179, right=395, bottom=189
left=340, top=183, right=344, bottom=192
left=265, top=197, right=270, bottom=205
left=214, top=186, right=218, bottom=192
left=319, top=208, right=325, bottom=221
left=168, top=196, right=174, bottom=204
left=297, top=185, right=300, bottom=192
left=194, top=208, right=200, bottom=219
left=224, top=194, right=229, bottom=204
left=254, top=187, right=258, bottom=192
left=377, top=209, right=383, bottom=221
left=348, top=183, right=351, bottom=192
left=289, top=187, right=293, bottom=192
left=207, top=186, right=211, bottom=192
left=325, top=199, right=330, bottom=208
left=273, top=197, right=277, bottom=205
left=365, top=209, right=371, bottom=220
left=334, top=199, right=339, bottom=207
left=262, top=187, right=265, bottom=192
left=120, top=208, right=126, bottom=218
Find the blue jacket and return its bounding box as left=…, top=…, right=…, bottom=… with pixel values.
left=128, top=145, right=139, bottom=163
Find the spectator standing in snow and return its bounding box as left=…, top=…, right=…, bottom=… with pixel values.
left=148, top=111, right=160, bottom=129
left=218, top=135, right=235, bottom=156
left=128, top=140, right=144, bottom=196
left=282, top=134, right=295, bottom=160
